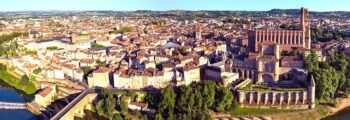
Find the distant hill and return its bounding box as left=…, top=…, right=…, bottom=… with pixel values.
left=267, top=9, right=301, bottom=15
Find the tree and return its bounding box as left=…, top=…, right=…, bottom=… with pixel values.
left=46, top=46, right=58, bottom=50
left=147, top=81, right=233, bottom=120
left=314, top=68, right=340, bottom=99
left=91, top=43, right=105, bottom=50
left=112, top=114, right=123, bottom=120
left=111, top=26, right=133, bottom=34
left=141, top=115, right=148, bottom=120
left=96, top=60, right=107, bottom=67
left=20, top=75, right=29, bottom=85
left=304, top=50, right=319, bottom=73
left=33, top=67, right=42, bottom=74
left=95, top=89, right=116, bottom=119
left=193, top=88, right=203, bottom=109
left=343, top=78, right=350, bottom=93
left=214, top=84, right=234, bottom=112
left=176, top=85, right=195, bottom=113
left=325, top=49, right=349, bottom=93
left=134, top=110, right=141, bottom=118
left=201, top=80, right=216, bottom=108
left=144, top=92, right=160, bottom=109
left=84, top=66, right=92, bottom=75
left=0, top=63, right=6, bottom=70
left=157, top=86, right=176, bottom=119
left=126, top=91, right=138, bottom=101
left=155, top=114, right=163, bottom=120
left=0, top=23, right=4, bottom=28
left=120, top=97, right=128, bottom=114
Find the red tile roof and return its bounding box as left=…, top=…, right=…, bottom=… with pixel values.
left=39, top=86, right=53, bottom=97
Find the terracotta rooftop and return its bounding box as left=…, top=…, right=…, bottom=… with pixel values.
left=39, top=86, right=53, bottom=97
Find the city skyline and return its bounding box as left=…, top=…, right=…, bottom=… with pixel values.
left=0, top=0, right=349, bottom=12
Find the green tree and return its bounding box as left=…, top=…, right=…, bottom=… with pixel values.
left=126, top=91, right=138, bottom=101
left=193, top=88, right=203, bottom=109
left=33, top=67, right=42, bottom=74
left=155, top=113, right=163, bottom=120
left=141, top=115, right=148, bottom=120
left=84, top=66, right=92, bottom=75
left=157, top=86, right=176, bottom=119
left=91, top=43, right=105, bottom=50
left=46, top=46, right=58, bottom=50
left=304, top=50, right=319, bottom=73
left=20, top=75, right=29, bottom=85
left=95, top=89, right=116, bottom=119
left=111, top=26, right=133, bottom=34
left=120, top=97, right=128, bottom=113
left=144, top=92, right=160, bottom=109
left=0, top=63, right=6, bottom=70
left=314, top=68, right=340, bottom=99
left=201, top=80, right=216, bottom=108
left=214, top=84, right=234, bottom=112
left=176, top=85, right=195, bottom=113
left=112, top=114, right=123, bottom=120
left=96, top=60, right=107, bottom=67
left=134, top=110, right=141, bottom=118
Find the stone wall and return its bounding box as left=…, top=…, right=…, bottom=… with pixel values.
left=237, top=90, right=313, bottom=109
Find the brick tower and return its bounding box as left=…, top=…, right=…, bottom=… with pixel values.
left=301, top=7, right=311, bottom=49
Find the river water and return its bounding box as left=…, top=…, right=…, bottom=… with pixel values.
left=323, top=106, right=350, bottom=120
left=0, top=79, right=37, bottom=120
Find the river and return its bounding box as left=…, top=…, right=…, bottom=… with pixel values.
left=323, top=106, right=350, bottom=120
left=0, top=79, right=37, bottom=120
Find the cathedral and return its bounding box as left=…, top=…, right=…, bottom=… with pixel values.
left=231, top=8, right=310, bottom=84
left=248, top=7, right=311, bottom=52
left=231, top=8, right=315, bottom=109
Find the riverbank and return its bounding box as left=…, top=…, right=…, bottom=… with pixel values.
left=321, top=98, right=350, bottom=119
left=328, top=98, right=350, bottom=114
left=216, top=98, right=350, bottom=120
left=213, top=104, right=332, bottom=120
left=0, top=70, right=37, bottom=95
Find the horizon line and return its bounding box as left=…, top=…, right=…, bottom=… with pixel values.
left=1, top=9, right=350, bottom=13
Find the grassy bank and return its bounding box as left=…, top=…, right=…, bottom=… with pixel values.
left=230, top=107, right=299, bottom=116
left=227, top=106, right=331, bottom=120
left=0, top=70, right=37, bottom=94
left=270, top=106, right=331, bottom=120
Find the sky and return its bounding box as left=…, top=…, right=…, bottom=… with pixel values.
left=0, top=0, right=349, bottom=12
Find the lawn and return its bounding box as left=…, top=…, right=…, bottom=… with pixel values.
left=230, top=107, right=299, bottom=116
left=0, top=70, right=37, bottom=94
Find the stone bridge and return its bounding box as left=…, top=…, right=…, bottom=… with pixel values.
left=50, top=89, right=97, bottom=120
left=51, top=88, right=158, bottom=120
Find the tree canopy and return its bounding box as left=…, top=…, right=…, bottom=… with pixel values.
left=95, top=89, right=116, bottom=119
left=305, top=49, right=350, bottom=99
left=146, top=80, right=235, bottom=120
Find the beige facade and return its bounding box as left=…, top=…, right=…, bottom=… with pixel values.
left=183, top=67, right=200, bottom=86
left=113, top=73, right=172, bottom=89
left=87, top=68, right=112, bottom=88
left=34, top=84, right=57, bottom=107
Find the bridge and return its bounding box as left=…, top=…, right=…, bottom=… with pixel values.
left=51, top=88, right=158, bottom=120
left=0, top=101, right=26, bottom=109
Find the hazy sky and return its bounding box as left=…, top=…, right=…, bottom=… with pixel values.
left=0, top=0, right=349, bottom=11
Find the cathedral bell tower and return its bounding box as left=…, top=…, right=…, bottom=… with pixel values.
left=301, top=7, right=311, bottom=49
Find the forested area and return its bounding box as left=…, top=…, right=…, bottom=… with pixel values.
left=145, top=80, right=236, bottom=120
left=0, top=32, right=28, bottom=56
left=305, top=50, right=350, bottom=100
